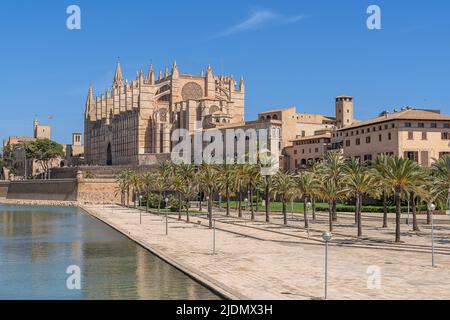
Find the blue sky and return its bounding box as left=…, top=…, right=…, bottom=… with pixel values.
left=0, top=0, right=449, bottom=145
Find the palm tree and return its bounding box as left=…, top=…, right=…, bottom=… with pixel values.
left=244, top=164, right=261, bottom=220
left=374, top=154, right=393, bottom=228
left=432, top=155, right=450, bottom=215
left=153, top=175, right=167, bottom=212
left=296, top=171, right=318, bottom=229
left=115, top=170, right=130, bottom=206
left=129, top=171, right=142, bottom=208
left=383, top=156, right=426, bottom=242
left=308, top=160, right=322, bottom=221
left=140, top=172, right=154, bottom=212
left=272, top=171, right=296, bottom=225
left=344, top=158, right=377, bottom=237
left=216, top=163, right=234, bottom=216
left=173, top=163, right=196, bottom=220
left=318, top=151, right=346, bottom=222
left=231, top=164, right=248, bottom=218
left=317, top=178, right=347, bottom=232
left=199, top=163, right=219, bottom=228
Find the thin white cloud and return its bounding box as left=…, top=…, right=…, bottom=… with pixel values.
left=212, top=10, right=304, bottom=39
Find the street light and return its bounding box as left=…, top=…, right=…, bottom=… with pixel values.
left=322, top=231, right=333, bottom=300
left=139, top=195, right=143, bottom=224
left=306, top=202, right=312, bottom=237
left=428, top=202, right=436, bottom=267
left=165, top=197, right=169, bottom=235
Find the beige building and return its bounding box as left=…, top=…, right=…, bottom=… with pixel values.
left=3, top=118, right=78, bottom=179
left=84, top=61, right=245, bottom=166
left=286, top=97, right=450, bottom=170
left=335, top=108, right=450, bottom=166
left=258, top=107, right=336, bottom=150
left=65, top=132, right=85, bottom=167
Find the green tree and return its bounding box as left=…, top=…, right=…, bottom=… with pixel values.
left=383, top=156, right=426, bottom=242
left=318, top=151, right=346, bottom=222
left=272, top=171, right=296, bottom=225
left=24, top=139, right=64, bottom=179
left=373, top=154, right=393, bottom=228
left=344, top=158, right=378, bottom=237
left=296, top=171, right=319, bottom=229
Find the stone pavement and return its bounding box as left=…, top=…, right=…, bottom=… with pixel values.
left=81, top=204, right=450, bottom=300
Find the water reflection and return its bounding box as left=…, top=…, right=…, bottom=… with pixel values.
left=0, top=205, right=220, bottom=300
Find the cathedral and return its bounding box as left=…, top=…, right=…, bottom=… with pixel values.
left=84, top=61, right=245, bottom=166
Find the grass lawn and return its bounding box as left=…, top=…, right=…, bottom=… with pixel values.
left=213, top=201, right=441, bottom=214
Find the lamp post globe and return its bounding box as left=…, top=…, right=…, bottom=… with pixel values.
left=322, top=231, right=333, bottom=242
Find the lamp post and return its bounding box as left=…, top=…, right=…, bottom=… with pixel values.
left=428, top=203, right=436, bottom=267
left=165, top=197, right=169, bottom=235
left=322, top=231, right=333, bottom=300
left=306, top=201, right=312, bottom=237
left=206, top=196, right=210, bottom=222
left=244, top=198, right=248, bottom=219
left=407, top=199, right=410, bottom=225
left=261, top=171, right=273, bottom=223
left=213, top=219, right=216, bottom=255
left=139, top=195, right=143, bottom=224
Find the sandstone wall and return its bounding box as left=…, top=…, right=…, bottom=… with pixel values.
left=0, top=181, right=10, bottom=198
left=7, top=179, right=77, bottom=201
left=76, top=178, right=121, bottom=204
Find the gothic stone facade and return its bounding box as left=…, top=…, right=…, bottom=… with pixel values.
left=84, top=61, right=245, bottom=166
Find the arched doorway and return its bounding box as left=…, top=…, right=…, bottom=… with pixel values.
left=106, top=143, right=112, bottom=166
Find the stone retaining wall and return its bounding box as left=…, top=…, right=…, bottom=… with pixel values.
left=0, top=181, right=10, bottom=198
left=7, top=179, right=78, bottom=201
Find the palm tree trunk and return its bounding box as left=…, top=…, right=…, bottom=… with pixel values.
left=332, top=201, right=337, bottom=222
left=382, top=191, right=388, bottom=228
left=303, top=197, right=309, bottom=228
left=178, top=193, right=182, bottom=221
left=427, top=206, right=432, bottom=225
left=265, top=176, right=270, bottom=223
left=186, top=206, right=190, bottom=223
left=395, top=190, right=402, bottom=243
left=250, top=188, right=255, bottom=220
left=312, top=197, right=316, bottom=221
left=412, top=194, right=419, bottom=231
left=226, top=186, right=230, bottom=216
left=255, top=190, right=260, bottom=212
left=282, top=199, right=287, bottom=225
left=357, top=194, right=362, bottom=237
left=158, top=192, right=162, bottom=213
left=328, top=201, right=333, bottom=232
left=238, top=187, right=243, bottom=218
left=208, top=191, right=213, bottom=229
left=355, top=194, right=360, bottom=226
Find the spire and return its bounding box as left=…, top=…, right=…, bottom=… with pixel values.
left=200, top=69, right=205, bottom=77
left=159, top=70, right=163, bottom=80
left=114, top=60, right=123, bottom=86
left=164, top=67, right=169, bottom=78
left=147, top=64, right=155, bottom=84
left=206, top=64, right=213, bottom=78
left=86, top=83, right=95, bottom=112
left=239, top=76, right=245, bottom=92
left=172, top=60, right=179, bottom=78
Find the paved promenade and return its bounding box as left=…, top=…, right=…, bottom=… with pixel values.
left=81, top=204, right=450, bottom=300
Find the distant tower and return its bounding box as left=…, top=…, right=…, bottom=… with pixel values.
left=72, top=132, right=82, bottom=146
left=335, top=95, right=354, bottom=128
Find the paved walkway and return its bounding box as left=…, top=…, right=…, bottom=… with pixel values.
left=81, top=204, right=450, bottom=300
